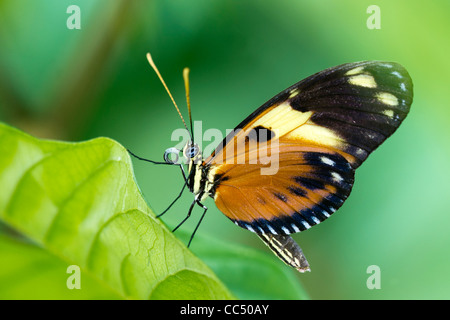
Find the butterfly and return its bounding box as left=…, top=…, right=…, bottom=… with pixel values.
left=129, top=54, right=413, bottom=273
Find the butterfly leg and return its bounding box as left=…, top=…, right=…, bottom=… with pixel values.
left=128, top=149, right=187, bottom=178
left=172, top=199, right=197, bottom=234
left=171, top=197, right=208, bottom=247
left=128, top=149, right=189, bottom=218
left=156, top=181, right=187, bottom=218
left=187, top=201, right=208, bottom=247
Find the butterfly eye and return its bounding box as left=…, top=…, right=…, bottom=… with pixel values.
left=183, top=143, right=200, bottom=159
left=163, top=147, right=181, bottom=164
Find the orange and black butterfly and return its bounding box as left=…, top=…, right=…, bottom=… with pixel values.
left=129, top=54, right=413, bottom=272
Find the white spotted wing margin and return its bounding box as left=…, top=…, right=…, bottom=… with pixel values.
left=258, top=233, right=311, bottom=273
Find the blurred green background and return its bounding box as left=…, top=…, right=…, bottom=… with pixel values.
left=1, top=0, right=450, bottom=299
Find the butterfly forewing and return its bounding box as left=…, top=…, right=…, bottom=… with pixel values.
left=285, top=61, right=413, bottom=167
left=205, top=61, right=413, bottom=235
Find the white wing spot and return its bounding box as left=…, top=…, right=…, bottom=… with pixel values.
left=281, top=226, right=291, bottom=234
left=289, top=88, right=300, bottom=98
left=348, top=74, right=377, bottom=88
left=376, top=92, right=399, bottom=106
left=331, top=172, right=344, bottom=182
left=320, top=156, right=336, bottom=166
left=312, top=216, right=321, bottom=224
left=302, top=220, right=311, bottom=229
left=379, top=63, right=393, bottom=68
left=345, top=66, right=364, bottom=76
left=400, top=83, right=406, bottom=91
left=291, top=223, right=301, bottom=233
left=245, top=224, right=256, bottom=233
left=392, top=71, right=402, bottom=78
left=383, top=109, right=395, bottom=118
left=356, top=148, right=365, bottom=156
left=268, top=225, right=277, bottom=235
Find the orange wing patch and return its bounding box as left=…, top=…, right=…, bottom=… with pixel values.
left=212, top=144, right=355, bottom=235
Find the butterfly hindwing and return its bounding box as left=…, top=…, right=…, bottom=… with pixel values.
left=205, top=61, right=413, bottom=236
left=212, top=145, right=354, bottom=235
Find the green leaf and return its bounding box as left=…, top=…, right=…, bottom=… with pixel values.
left=0, top=232, right=120, bottom=299
left=0, top=122, right=233, bottom=299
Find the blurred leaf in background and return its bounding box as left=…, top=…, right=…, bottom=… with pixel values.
left=1, top=0, right=450, bottom=299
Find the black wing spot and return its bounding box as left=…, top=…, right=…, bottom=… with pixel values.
left=289, top=97, right=309, bottom=113
left=246, top=125, right=276, bottom=143
left=214, top=173, right=229, bottom=183
left=293, top=176, right=325, bottom=190
left=273, top=192, right=288, bottom=202
left=287, top=186, right=307, bottom=197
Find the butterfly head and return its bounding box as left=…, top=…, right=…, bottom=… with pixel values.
left=162, top=141, right=202, bottom=165
left=183, top=141, right=202, bottom=164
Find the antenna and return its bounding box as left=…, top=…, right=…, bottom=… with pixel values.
left=146, top=53, right=191, bottom=138
left=183, top=67, right=194, bottom=140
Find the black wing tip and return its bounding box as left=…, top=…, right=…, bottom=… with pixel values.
left=290, top=60, right=413, bottom=106
left=349, top=60, right=413, bottom=99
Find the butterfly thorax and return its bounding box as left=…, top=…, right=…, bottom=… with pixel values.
left=184, top=142, right=217, bottom=202
left=187, top=161, right=218, bottom=202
